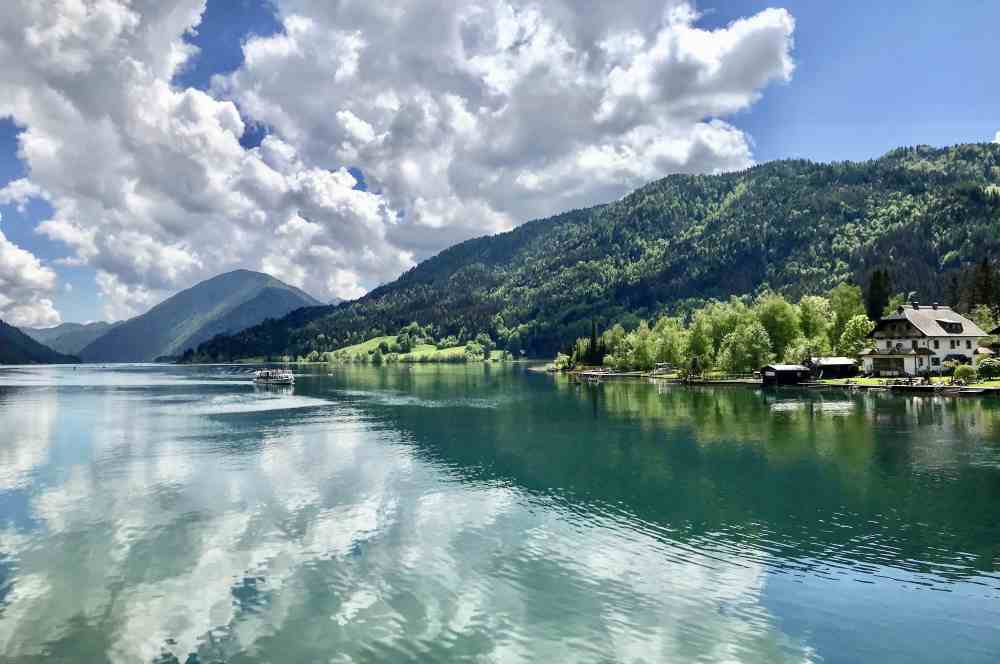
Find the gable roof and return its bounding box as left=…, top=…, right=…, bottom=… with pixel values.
left=761, top=364, right=810, bottom=372
left=877, top=304, right=988, bottom=338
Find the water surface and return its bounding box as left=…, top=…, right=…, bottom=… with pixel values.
left=0, top=364, right=998, bottom=662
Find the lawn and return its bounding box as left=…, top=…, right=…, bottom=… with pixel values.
left=321, top=338, right=506, bottom=363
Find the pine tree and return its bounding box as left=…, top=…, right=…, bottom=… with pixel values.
left=973, top=257, right=996, bottom=312
left=865, top=269, right=892, bottom=319
left=589, top=319, right=599, bottom=364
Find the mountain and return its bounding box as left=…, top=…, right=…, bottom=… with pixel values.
left=79, top=270, right=321, bottom=362
left=188, top=143, right=1000, bottom=360
left=0, top=320, right=80, bottom=364
left=22, top=321, right=120, bottom=356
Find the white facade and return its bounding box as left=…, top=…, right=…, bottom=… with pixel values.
left=861, top=303, right=990, bottom=376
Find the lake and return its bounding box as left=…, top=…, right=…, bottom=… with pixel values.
left=0, top=364, right=998, bottom=663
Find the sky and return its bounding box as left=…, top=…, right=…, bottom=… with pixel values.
left=0, top=0, right=998, bottom=327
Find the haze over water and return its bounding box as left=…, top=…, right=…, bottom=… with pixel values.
left=0, top=364, right=998, bottom=663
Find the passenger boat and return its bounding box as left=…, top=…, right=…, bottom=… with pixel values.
left=253, top=369, right=295, bottom=385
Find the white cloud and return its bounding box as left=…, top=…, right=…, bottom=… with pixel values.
left=0, top=0, right=794, bottom=320
left=0, top=228, right=61, bottom=326
left=0, top=177, right=47, bottom=212
left=994, top=130, right=1000, bottom=144
left=221, top=0, right=795, bottom=250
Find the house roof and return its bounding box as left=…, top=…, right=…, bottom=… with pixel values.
left=761, top=364, right=810, bottom=371
left=876, top=304, right=988, bottom=338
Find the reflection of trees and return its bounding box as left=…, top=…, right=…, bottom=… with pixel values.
left=2, top=366, right=999, bottom=662
left=347, top=370, right=1000, bottom=581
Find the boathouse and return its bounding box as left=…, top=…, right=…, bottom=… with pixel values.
left=808, top=357, right=858, bottom=379
left=760, top=364, right=811, bottom=387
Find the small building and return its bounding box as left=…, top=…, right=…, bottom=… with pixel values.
left=761, top=364, right=811, bottom=386
left=861, top=302, right=990, bottom=376
left=808, top=356, right=858, bottom=379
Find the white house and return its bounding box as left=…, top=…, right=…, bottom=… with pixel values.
left=859, top=302, right=991, bottom=376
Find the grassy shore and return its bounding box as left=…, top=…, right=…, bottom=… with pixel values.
left=320, top=336, right=507, bottom=363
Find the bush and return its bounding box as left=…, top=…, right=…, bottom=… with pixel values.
left=977, top=357, right=1000, bottom=380
left=953, top=364, right=977, bottom=383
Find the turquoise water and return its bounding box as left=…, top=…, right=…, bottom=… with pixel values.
left=0, top=364, right=998, bottom=663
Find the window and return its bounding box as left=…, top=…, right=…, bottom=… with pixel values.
left=886, top=340, right=893, bottom=350
left=911, top=340, right=918, bottom=349
left=933, top=340, right=939, bottom=350
left=932, top=357, right=941, bottom=366
left=919, top=358, right=925, bottom=367
left=967, top=340, right=972, bottom=349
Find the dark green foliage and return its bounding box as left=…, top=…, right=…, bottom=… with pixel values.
left=0, top=320, right=80, bottom=364
left=188, top=143, right=1000, bottom=361
left=977, top=357, right=1000, bottom=379
left=972, top=257, right=997, bottom=312
left=865, top=269, right=892, bottom=320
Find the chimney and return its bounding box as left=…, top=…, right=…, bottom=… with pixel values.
left=932, top=302, right=939, bottom=310
left=911, top=300, right=919, bottom=309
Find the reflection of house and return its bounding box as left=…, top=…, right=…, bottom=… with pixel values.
left=761, top=364, right=811, bottom=386
left=808, top=357, right=858, bottom=379
left=860, top=302, right=989, bottom=376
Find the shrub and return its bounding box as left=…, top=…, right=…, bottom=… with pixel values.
left=977, top=357, right=1000, bottom=380
left=953, top=364, right=977, bottom=383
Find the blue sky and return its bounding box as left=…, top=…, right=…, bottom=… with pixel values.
left=1, top=0, right=998, bottom=324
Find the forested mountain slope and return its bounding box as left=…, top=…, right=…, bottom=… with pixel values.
left=23, top=321, right=120, bottom=356
left=0, top=320, right=80, bottom=364
left=80, top=270, right=320, bottom=362
left=189, top=143, right=1000, bottom=360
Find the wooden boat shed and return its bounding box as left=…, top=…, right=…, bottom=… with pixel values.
left=761, top=364, right=811, bottom=387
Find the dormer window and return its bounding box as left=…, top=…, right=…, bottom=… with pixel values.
left=937, top=320, right=963, bottom=334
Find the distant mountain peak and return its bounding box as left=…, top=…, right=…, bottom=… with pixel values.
left=78, top=270, right=321, bottom=362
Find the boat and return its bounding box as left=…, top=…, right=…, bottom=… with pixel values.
left=253, top=368, right=295, bottom=385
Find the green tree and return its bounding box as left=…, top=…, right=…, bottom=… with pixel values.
left=600, top=324, right=627, bottom=358
left=754, top=292, right=800, bottom=361
left=627, top=321, right=657, bottom=371
left=828, top=283, right=865, bottom=348
left=883, top=293, right=906, bottom=317
left=371, top=348, right=384, bottom=365
left=475, top=332, right=495, bottom=356
left=972, top=257, right=996, bottom=311
left=977, top=357, right=1000, bottom=379
left=783, top=335, right=831, bottom=364
left=838, top=314, right=876, bottom=356
left=953, top=364, right=977, bottom=383
left=798, top=295, right=834, bottom=341
left=506, top=331, right=523, bottom=357
left=716, top=321, right=772, bottom=372
left=865, top=269, right=892, bottom=320
left=652, top=316, right=688, bottom=367
left=687, top=310, right=715, bottom=368
left=970, top=304, right=997, bottom=333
